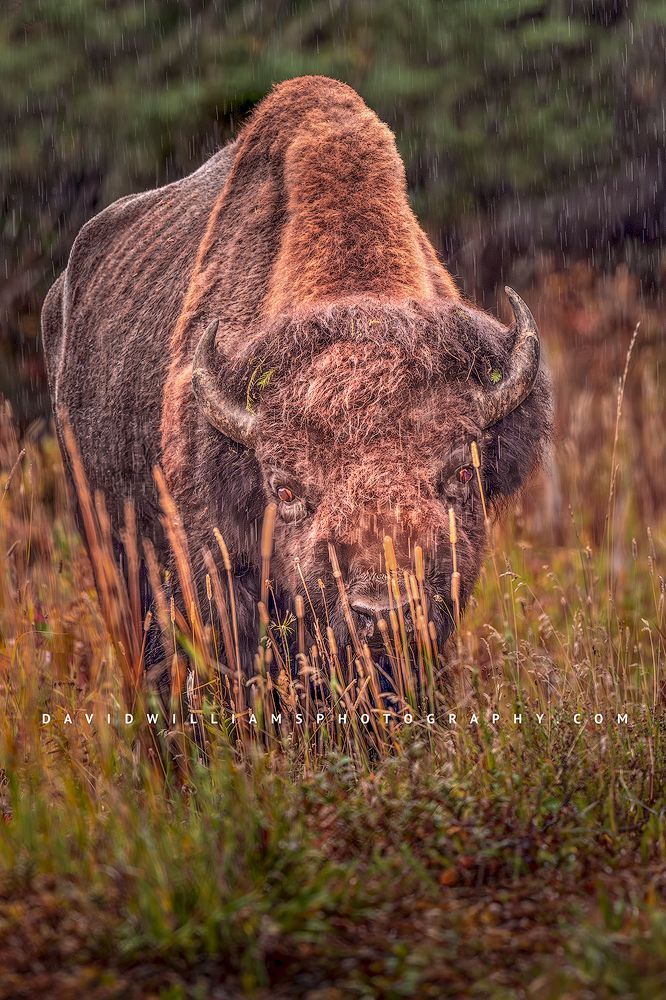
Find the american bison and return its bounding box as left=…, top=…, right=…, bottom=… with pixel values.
left=41, top=75, right=552, bottom=673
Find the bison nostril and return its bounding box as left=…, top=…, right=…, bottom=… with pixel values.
left=349, top=600, right=382, bottom=644
left=353, top=611, right=376, bottom=642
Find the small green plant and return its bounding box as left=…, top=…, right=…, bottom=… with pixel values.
left=246, top=360, right=275, bottom=413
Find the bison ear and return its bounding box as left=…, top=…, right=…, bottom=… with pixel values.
left=191, top=320, right=258, bottom=448
left=480, top=371, right=553, bottom=504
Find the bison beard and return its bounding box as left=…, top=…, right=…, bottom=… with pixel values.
left=41, top=76, right=552, bottom=679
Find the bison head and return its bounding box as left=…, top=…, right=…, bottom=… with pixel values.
left=192, top=289, right=551, bottom=658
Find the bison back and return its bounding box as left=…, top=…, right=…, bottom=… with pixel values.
left=41, top=142, right=238, bottom=548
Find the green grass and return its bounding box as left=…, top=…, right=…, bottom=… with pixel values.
left=0, top=404, right=665, bottom=998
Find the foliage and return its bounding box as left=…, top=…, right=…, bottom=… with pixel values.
left=0, top=329, right=665, bottom=992
left=1, top=5, right=666, bottom=990
left=2, top=2, right=665, bottom=341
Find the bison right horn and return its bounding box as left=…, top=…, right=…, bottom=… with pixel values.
left=192, top=320, right=258, bottom=448
left=471, top=286, right=541, bottom=429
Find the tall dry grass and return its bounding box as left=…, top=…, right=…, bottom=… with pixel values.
left=0, top=289, right=665, bottom=992
left=0, top=295, right=663, bottom=785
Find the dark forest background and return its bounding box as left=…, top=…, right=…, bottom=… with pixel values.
left=2, top=9, right=666, bottom=990
left=2, top=0, right=665, bottom=538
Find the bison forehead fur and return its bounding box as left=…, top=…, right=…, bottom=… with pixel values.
left=41, top=74, right=553, bottom=671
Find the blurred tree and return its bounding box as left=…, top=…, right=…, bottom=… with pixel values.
left=1, top=0, right=664, bottom=420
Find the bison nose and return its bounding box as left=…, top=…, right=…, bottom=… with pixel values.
left=349, top=595, right=410, bottom=645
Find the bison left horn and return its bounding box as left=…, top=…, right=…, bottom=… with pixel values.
left=472, top=286, right=541, bottom=428
left=192, top=320, right=258, bottom=448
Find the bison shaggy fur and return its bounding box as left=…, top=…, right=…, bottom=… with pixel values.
left=41, top=75, right=552, bottom=672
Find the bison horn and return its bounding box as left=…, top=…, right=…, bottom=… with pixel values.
left=472, top=286, right=541, bottom=428
left=192, top=320, right=257, bottom=447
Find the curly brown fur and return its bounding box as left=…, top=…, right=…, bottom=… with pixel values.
left=188, top=295, right=551, bottom=656
left=42, top=76, right=552, bottom=672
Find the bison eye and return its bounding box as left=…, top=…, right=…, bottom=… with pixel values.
left=277, top=486, right=296, bottom=503
left=457, top=466, right=474, bottom=485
